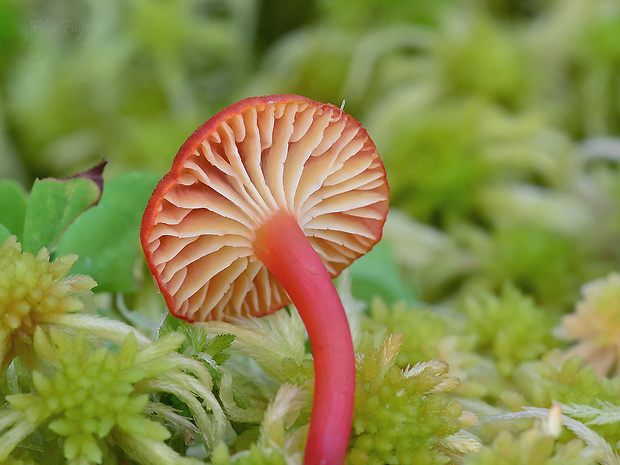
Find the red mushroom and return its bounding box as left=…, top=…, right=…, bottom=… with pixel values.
left=141, top=95, right=389, bottom=464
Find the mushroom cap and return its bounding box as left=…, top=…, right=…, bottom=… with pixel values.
left=141, top=95, right=389, bottom=322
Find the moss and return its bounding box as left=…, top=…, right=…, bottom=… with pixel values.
left=384, top=100, right=491, bottom=227
left=482, top=227, right=590, bottom=310
left=210, top=444, right=288, bottom=465
left=362, top=298, right=452, bottom=366
left=4, top=330, right=172, bottom=463
left=514, top=358, right=620, bottom=445
left=348, top=335, right=479, bottom=464
left=458, top=283, right=560, bottom=376
left=0, top=236, right=96, bottom=373
left=464, top=430, right=593, bottom=465
left=0, top=328, right=223, bottom=465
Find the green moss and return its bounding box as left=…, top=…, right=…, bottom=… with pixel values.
left=3, top=451, right=39, bottom=465
left=318, top=0, right=449, bottom=28
left=458, top=283, right=560, bottom=376
left=514, top=358, right=620, bottom=444
left=464, top=430, right=593, bottom=465
left=385, top=100, right=491, bottom=227
left=348, top=335, right=479, bottom=464
left=482, top=227, right=589, bottom=310
left=435, top=17, right=532, bottom=110
left=210, top=444, right=287, bottom=465
left=5, top=330, right=171, bottom=463
left=0, top=327, right=222, bottom=465
left=362, top=298, right=452, bottom=366
left=0, top=236, right=96, bottom=373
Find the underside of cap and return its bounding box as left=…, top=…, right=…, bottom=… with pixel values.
left=141, top=95, right=389, bottom=322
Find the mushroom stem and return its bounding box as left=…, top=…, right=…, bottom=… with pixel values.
left=254, top=211, right=355, bottom=465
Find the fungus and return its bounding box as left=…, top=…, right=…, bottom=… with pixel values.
left=141, top=95, right=389, bottom=464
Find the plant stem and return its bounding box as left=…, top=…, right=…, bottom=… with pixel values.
left=254, top=211, right=355, bottom=465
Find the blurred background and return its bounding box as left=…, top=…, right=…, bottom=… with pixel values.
left=1, top=0, right=620, bottom=313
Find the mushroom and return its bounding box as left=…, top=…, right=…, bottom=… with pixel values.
left=141, top=95, right=389, bottom=464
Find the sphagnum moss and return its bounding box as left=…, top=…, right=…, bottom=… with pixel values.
left=0, top=328, right=209, bottom=465
left=348, top=334, right=480, bottom=465
left=0, top=236, right=96, bottom=373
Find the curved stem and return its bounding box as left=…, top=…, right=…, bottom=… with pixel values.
left=254, top=212, right=355, bottom=465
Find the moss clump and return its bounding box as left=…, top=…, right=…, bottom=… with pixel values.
left=459, top=283, right=559, bottom=376
left=362, top=298, right=452, bottom=366
left=513, top=357, right=620, bottom=445
left=210, top=444, right=288, bottom=465
left=0, top=328, right=220, bottom=465
left=348, top=334, right=480, bottom=464
left=483, top=227, right=588, bottom=310
left=385, top=100, right=491, bottom=227
left=4, top=330, right=172, bottom=464
left=464, top=430, right=593, bottom=465
left=0, top=236, right=96, bottom=372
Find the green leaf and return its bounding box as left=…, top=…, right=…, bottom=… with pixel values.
left=348, top=240, right=416, bottom=305
left=55, top=172, right=160, bottom=292
left=0, top=180, right=27, bottom=239
left=0, top=224, right=10, bottom=244
left=21, top=162, right=106, bottom=253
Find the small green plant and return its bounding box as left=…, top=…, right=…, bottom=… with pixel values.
left=348, top=334, right=480, bottom=464
left=458, top=283, right=560, bottom=377
left=465, top=415, right=596, bottom=465
left=1, top=329, right=208, bottom=465
left=0, top=236, right=96, bottom=374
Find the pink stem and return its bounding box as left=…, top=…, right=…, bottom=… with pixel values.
left=254, top=212, right=355, bottom=465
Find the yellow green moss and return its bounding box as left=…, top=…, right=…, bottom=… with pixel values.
left=0, top=236, right=96, bottom=371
